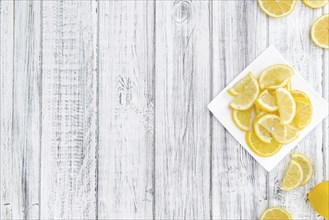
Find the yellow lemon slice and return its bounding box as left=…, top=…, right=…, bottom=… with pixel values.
left=254, top=118, right=273, bottom=143
left=256, top=90, right=278, bottom=112
left=291, top=90, right=311, bottom=103
left=303, top=0, right=328, bottom=9
left=255, top=114, right=287, bottom=144
left=291, top=153, right=313, bottom=185
left=232, top=108, right=253, bottom=131
left=311, top=13, right=329, bottom=49
left=227, top=72, right=255, bottom=96
left=260, top=207, right=293, bottom=220
left=246, top=132, right=282, bottom=157
left=258, top=0, right=297, bottom=18
left=292, top=97, right=313, bottom=129
left=281, top=159, right=303, bottom=191
left=259, top=64, right=294, bottom=89
left=274, top=124, right=299, bottom=144
left=276, top=88, right=296, bottom=124
left=230, top=78, right=259, bottom=110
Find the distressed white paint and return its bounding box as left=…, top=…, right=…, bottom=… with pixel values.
left=40, top=1, right=98, bottom=219
left=98, top=1, right=154, bottom=219
left=0, top=1, right=327, bottom=219
left=155, top=1, right=211, bottom=219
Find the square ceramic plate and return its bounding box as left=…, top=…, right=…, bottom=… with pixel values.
left=208, top=46, right=328, bottom=172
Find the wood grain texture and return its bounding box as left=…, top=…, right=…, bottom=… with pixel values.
left=40, top=1, right=98, bottom=219
left=0, top=1, right=15, bottom=219
left=211, top=1, right=268, bottom=219
left=154, top=1, right=211, bottom=219
left=267, top=3, right=328, bottom=219
left=98, top=1, right=154, bottom=219
left=1, top=1, right=42, bottom=219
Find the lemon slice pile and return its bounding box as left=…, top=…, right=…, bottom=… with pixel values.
left=281, top=153, right=313, bottom=191
left=228, top=64, right=313, bottom=157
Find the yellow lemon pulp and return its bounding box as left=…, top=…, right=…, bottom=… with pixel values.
left=260, top=207, right=293, bottom=220
left=258, top=0, right=297, bottom=18
left=281, top=159, right=303, bottom=191
left=311, top=14, right=329, bottom=49
left=228, top=72, right=255, bottom=96
left=291, top=153, right=313, bottom=185
left=303, top=0, right=328, bottom=8
left=259, top=64, right=294, bottom=89
left=230, top=78, right=259, bottom=110
left=246, top=132, right=282, bottom=157
left=276, top=88, right=296, bottom=124
left=232, top=108, right=253, bottom=131
left=256, top=90, right=278, bottom=112
left=256, top=114, right=287, bottom=144
left=292, top=97, right=313, bottom=129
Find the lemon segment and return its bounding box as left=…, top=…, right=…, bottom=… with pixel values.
left=276, top=88, right=296, bottom=124
left=246, top=132, right=282, bottom=157
left=227, top=72, right=255, bottom=96
left=308, top=181, right=329, bottom=219
left=232, top=108, right=253, bottom=131
left=260, top=207, right=293, bottom=220
left=256, top=90, right=278, bottom=112
left=230, top=78, right=259, bottom=110
left=303, top=0, right=328, bottom=9
left=291, top=90, right=311, bottom=103
left=255, top=114, right=287, bottom=144
left=291, top=97, right=313, bottom=129
left=253, top=119, right=273, bottom=143
left=273, top=124, right=299, bottom=144
left=285, top=81, right=292, bottom=91
left=291, top=153, right=313, bottom=185
left=311, top=14, right=329, bottom=49
left=281, top=159, right=303, bottom=191
left=258, top=0, right=297, bottom=18
left=259, top=64, right=294, bottom=89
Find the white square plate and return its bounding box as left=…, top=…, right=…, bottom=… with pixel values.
left=208, top=46, right=328, bottom=172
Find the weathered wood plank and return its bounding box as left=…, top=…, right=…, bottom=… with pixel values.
left=0, top=1, right=15, bottom=219
left=98, top=1, right=154, bottom=219
left=211, top=1, right=268, bottom=219
left=1, top=1, right=42, bottom=219
left=40, top=1, right=98, bottom=219
left=267, top=4, right=327, bottom=219
left=154, top=1, right=211, bottom=219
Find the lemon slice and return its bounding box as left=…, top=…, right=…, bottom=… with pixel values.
left=292, top=97, right=313, bottom=129
left=291, top=153, right=313, bottom=185
left=281, top=159, right=303, bottom=191
left=230, top=79, right=259, bottom=110
left=228, top=72, right=255, bottom=96
left=274, top=124, right=299, bottom=144
left=303, top=0, right=328, bottom=9
left=311, top=14, right=329, bottom=49
left=255, top=114, right=287, bottom=144
left=276, top=88, right=296, bottom=124
left=291, top=90, right=311, bottom=103
left=256, top=90, right=278, bottom=112
left=260, top=207, right=293, bottom=220
left=259, top=64, right=294, bottom=89
left=258, top=0, right=297, bottom=18
left=254, top=119, right=273, bottom=143
left=246, top=132, right=282, bottom=157
left=232, top=108, right=253, bottom=131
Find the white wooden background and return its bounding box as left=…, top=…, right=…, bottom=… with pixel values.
left=0, top=0, right=328, bottom=219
